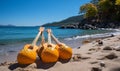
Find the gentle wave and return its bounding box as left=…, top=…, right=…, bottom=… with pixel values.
left=64, top=29, right=120, bottom=40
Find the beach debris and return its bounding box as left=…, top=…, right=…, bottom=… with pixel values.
left=73, top=56, right=80, bottom=61
left=105, top=52, right=118, bottom=59
left=17, top=27, right=44, bottom=64
left=103, top=46, right=113, bottom=50
left=91, top=67, right=102, bottom=71
left=72, top=55, right=81, bottom=61
left=99, top=61, right=105, bottom=67
left=74, top=54, right=81, bottom=59
left=96, top=39, right=103, bottom=46
left=51, top=29, right=72, bottom=60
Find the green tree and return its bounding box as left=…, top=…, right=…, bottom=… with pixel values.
left=115, top=0, right=120, bottom=21
left=80, top=3, right=98, bottom=18
left=115, top=0, right=120, bottom=5
left=80, top=0, right=120, bottom=22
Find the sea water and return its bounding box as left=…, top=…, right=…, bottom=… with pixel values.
left=0, top=26, right=117, bottom=45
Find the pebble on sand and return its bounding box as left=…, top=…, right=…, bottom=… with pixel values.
left=103, top=46, right=113, bottom=50
left=91, top=67, right=102, bottom=71
left=72, top=54, right=81, bottom=61
left=99, top=61, right=105, bottom=67
left=96, top=39, right=103, bottom=46
left=114, top=46, right=120, bottom=51
left=105, top=52, right=118, bottom=59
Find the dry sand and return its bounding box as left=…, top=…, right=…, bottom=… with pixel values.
left=0, top=35, right=120, bottom=71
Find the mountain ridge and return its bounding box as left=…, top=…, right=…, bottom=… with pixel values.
left=42, top=15, right=83, bottom=27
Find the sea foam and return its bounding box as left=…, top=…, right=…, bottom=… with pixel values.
left=64, top=29, right=120, bottom=41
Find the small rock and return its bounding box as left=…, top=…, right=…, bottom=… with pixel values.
left=90, top=61, right=98, bottom=64
left=72, top=54, right=81, bottom=61
left=100, top=61, right=105, bottom=67
left=89, top=48, right=96, bottom=51
left=86, top=52, right=92, bottom=54
left=110, top=34, right=114, bottom=37
left=73, top=56, right=80, bottom=61
left=103, top=46, right=113, bottom=50
left=106, top=38, right=111, bottom=40
left=77, top=55, right=81, bottom=59
left=110, top=67, right=120, bottom=71
left=91, top=67, right=102, bottom=71
left=118, top=37, right=120, bottom=40
left=96, top=39, right=103, bottom=46
left=116, top=49, right=120, bottom=51
left=74, top=54, right=81, bottom=57
left=77, top=47, right=80, bottom=49
left=114, top=46, right=120, bottom=51
left=105, top=52, right=118, bottom=59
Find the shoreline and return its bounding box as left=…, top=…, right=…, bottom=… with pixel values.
left=0, top=35, right=120, bottom=71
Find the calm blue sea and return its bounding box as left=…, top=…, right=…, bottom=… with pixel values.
left=0, top=26, right=115, bottom=45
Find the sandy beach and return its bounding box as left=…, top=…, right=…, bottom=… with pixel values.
left=0, top=35, right=120, bottom=71
left=1, top=0, right=120, bottom=71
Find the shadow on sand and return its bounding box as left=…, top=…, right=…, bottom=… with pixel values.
left=8, top=58, right=71, bottom=70
left=35, top=58, right=56, bottom=69
left=8, top=63, right=30, bottom=70
left=110, top=67, right=120, bottom=71
left=8, top=59, right=56, bottom=70
left=58, top=58, right=71, bottom=64
left=35, top=58, right=71, bottom=69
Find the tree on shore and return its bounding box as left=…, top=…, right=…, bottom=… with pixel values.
left=80, top=3, right=98, bottom=18
left=80, top=0, right=120, bottom=23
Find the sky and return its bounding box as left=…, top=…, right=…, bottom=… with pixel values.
left=0, top=0, right=91, bottom=26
